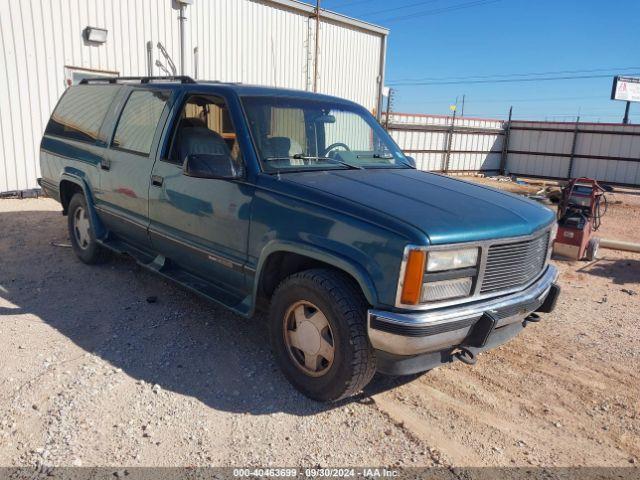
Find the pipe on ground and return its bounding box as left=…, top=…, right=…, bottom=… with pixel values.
left=599, top=238, right=640, bottom=253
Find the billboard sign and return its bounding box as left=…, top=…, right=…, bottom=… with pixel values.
left=611, top=76, right=640, bottom=103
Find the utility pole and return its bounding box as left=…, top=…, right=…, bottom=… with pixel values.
left=461, top=94, right=466, bottom=117
left=623, top=101, right=631, bottom=124
left=313, top=0, right=321, bottom=92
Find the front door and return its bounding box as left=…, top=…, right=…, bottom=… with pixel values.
left=147, top=92, right=253, bottom=296
left=95, top=87, right=171, bottom=248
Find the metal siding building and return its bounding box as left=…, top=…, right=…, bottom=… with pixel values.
left=0, top=0, right=388, bottom=193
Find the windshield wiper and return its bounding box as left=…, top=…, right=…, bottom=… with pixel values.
left=263, top=154, right=363, bottom=170
left=356, top=153, right=394, bottom=159
left=355, top=152, right=414, bottom=169
left=293, top=153, right=363, bottom=170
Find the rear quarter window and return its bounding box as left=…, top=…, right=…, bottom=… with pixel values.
left=45, top=85, right=119, bottom=143
left=112, top=90, right=169, bottom=155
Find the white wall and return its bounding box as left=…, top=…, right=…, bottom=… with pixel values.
left=0, top=0, right=386, bottom=192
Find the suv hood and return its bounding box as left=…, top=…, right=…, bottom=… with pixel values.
left=280, top=169, right=555, bottom=245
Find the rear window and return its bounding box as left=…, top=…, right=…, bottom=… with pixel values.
left=112, top=90, right=169, bottom=155
left=45, top=85, right=119, bottom=143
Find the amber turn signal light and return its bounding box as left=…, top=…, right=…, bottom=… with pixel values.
left=400, top=250, right=426, bottom=305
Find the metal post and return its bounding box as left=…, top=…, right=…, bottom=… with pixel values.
left=499, top=106, right=513, bottom=176
left=313, top=0, right=321, bottom=92
left=623, top=101, right=631, bottom=124
left=567, top=116, right=580, bottom=179
left=178, top=4, right=187, bottom=75
left=193, top=46, right=199, bottom=79
left=384, top=88, right=393, bottom=130
left=146, top=41, right=153, bottom=76
left=375, top=34, right=388, bottom=121
left=444, top=109, right=456, bottom=173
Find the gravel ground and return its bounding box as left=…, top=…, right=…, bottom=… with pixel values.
left=0, top=193, right=638, bottom=468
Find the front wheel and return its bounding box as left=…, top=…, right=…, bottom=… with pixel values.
left=268, top=269, right=376, bottom=402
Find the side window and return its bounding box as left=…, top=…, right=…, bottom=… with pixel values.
left=45, top=85, right=119, bottom=143
left=168, top=95, right=243, bottom=167
left=112, top=90, right=169, bottom=155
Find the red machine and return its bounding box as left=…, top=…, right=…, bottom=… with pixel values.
left=553, top=177, right=609, bottom=260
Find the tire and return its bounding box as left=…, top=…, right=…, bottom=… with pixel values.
left=585, top=237, right=600, bottom=261
left=67, top=193, right=110, bottom=265
left=268, top=268, right=376, bottom=402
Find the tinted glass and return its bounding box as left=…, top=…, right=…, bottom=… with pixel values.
left=241, top=96, right=411, bottom=172
left=112, top=90, right=169, bottom=155
left=45, top=85, right=119, bottom=143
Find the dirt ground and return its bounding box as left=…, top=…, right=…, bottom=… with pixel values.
left=0, top=189, right=639, bottom=469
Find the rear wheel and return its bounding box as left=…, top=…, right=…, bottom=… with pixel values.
left=585, top=237, right=600, bottom=261
left=67, top=193, right=110, bottom=264
left=268, top=269, right=376, bottom=402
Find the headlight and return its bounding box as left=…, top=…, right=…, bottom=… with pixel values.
left=398, top=246, right=479, bottom=306
left=550, top=221, right=558, bottom=242
left=426, top=247, right=479, bottom=272
left=421, top=277, right=473, bottom=302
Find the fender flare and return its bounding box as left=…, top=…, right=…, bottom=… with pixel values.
left=59, top=172, right=107, bottom=240
left=253, top=240, right=379, bottom=307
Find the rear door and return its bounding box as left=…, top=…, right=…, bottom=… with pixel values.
left=94, top=87, right=172, bottom=248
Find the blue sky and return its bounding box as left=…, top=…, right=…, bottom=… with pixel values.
left=321, top=0, right=640, bottom=123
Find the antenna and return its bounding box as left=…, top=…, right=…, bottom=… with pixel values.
left=155, top=60, right=171, bottom=76
left=157, top=42, right=177, bottom=75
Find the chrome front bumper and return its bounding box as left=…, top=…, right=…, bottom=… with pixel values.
left=368, top=264, right=559, bottom=356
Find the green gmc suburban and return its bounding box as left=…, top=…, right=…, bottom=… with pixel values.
left=39, top=76, right=560, bottom=401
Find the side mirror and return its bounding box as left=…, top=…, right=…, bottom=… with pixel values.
left=183, top=154, right=239, bottom=179
left=405, top=156, right=416, bottom=168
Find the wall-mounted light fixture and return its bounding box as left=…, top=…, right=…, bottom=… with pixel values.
left=83, top=26, right=108, bottom=44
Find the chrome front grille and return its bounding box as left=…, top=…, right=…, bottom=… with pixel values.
left=480, top=231, right=550, bottom=294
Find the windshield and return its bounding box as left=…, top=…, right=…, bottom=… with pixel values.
left=241, top=96, right=412, bottom=172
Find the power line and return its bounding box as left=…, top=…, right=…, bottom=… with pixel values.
left=390, top=66, right=640, bottom=83
left=324, top=0, right=372, bottom=9
left=389, top=72, right=640, bottom=86
left=361, top=0, right=440, bottom=17
left=380, top=0, right=502, bottom=23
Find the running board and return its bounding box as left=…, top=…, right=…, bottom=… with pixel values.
left=98, top=237, right=249, bottom=316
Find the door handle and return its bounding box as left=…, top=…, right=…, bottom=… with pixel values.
left=100, top=158, right=111, bottom=171
left=151, top=175, right=164, bottom=187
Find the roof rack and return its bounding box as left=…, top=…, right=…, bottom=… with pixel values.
left=79, top=76, right=196, bottom=85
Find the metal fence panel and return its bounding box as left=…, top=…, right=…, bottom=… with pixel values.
left=387, top=113, right=640, bottom=187
left=385, top=113, right=504, bottom=174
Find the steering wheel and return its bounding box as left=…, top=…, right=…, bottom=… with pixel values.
left=323, top=142, right=351, bottom=157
